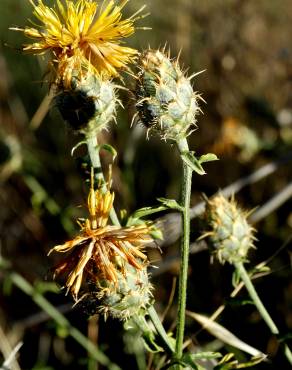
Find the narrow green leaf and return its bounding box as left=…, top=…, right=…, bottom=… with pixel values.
left=254, top=265, right=271, bottom=274
left=199, top=153, right=219, bottom=163
left=226, top=297, right=254, bottom=307
left=126, top=216, right=144, bottom=227
left=187, top=352, right=222, bottom=361
left=100, top=144, right=117, bottom=161
left=181, top=152, right=206, bottom=175
left=141, top=331, right=164, bottom=353
left=157, top=197, right=183, bottom=211
left=131, top=205, right=168, bottom=220
left=150, top=228, right=164, bottom=240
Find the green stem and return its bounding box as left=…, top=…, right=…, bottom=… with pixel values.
left=86, top=134, right=174, bottom=355
left=10, top=272, right=121, bottom=370
left=235, top=261, right=292, bottom=365
left=86, top=135, right=120, bottom=226
left=175, top=138, right=192, bottom=363
left=148, top=305, right=175, bottom=354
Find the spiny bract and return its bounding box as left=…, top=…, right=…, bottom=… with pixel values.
left=134, top=49, right=201, bottom=141
left=81, top=261, right=152, bottom=321
left=55, top=74, right=118, bottom=136
left=202, top=195, right=255, bottom=264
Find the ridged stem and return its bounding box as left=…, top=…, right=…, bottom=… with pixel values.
left=174, top=138, right=192, bottom=365
left=86, top=134, right=174, bottom=354
left=235, top=261, right=292, bottom=365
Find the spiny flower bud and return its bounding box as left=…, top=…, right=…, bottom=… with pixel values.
left=202, top=195, right=255, bottom=264
left=134, top=49, right=201, bottom=141
left=55, top=74, right=118, bottom=137
left=83, top=262, right=152, bottom=321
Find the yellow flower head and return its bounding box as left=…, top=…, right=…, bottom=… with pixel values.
left=13, top=0, right=143, bottom=87
left=49, top=169, right=152, bottom=300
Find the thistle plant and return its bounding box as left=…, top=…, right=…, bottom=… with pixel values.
left=12, top=0, right=175, bottom=364
left=10, top=0, right=290, bottom=369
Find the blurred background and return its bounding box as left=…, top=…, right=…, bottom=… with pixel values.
left=1, top=0, right=292, bottom=369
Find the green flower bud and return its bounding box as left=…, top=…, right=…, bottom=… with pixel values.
left=134, top=49, right=201, bottom=141
left=80, top=261, right=152, bottom=321
left=202, top=195, right=255, bottom=264
left=99, top=263, right=152, bottom=320
left=55, top=74, right=118, bottom=136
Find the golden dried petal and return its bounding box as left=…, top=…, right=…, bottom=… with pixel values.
left=48, top=235, right=90, bottom=255
left=65, top=240, right=95, bottom=298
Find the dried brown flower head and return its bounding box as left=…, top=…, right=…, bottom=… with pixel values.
left=49, top=169, right=152, bottom=300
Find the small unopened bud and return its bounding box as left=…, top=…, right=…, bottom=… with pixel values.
left=55, top=74, right=117, bottom=136
left=202, top=195, right=255, bottom=264
left=134, top=49, right=201, bottom=142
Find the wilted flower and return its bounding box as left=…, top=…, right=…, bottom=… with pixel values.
left=49, top=170, right=153, bottom=301
left=12, top=0, right=143, bottom=87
